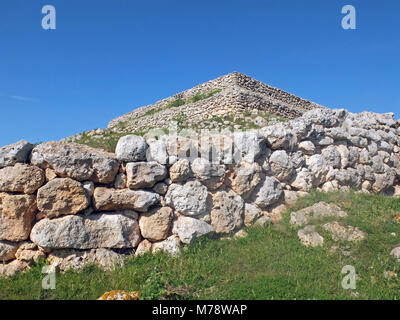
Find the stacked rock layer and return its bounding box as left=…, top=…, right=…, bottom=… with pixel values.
left=0, top=108, right=399, bottom=276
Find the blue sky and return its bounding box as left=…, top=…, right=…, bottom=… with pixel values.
left=0, top=0, right=399, bottom=146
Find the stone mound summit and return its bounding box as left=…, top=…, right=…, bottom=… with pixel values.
left=108, top=71, right=324, bottom=133
left=64, top=72, right=325, bottom=148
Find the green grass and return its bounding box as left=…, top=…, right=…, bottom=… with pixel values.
left=72, top=130, right=147, bottom=153
left=2, top=190, right=400, bottom=300
left=140, top=89, right=223, bottom=118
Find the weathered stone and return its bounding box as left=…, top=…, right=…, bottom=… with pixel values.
left=307, top=155, right=330, bottom=186
left=269, top=150, right=294, bottom=181
left=0, top=241, right=19, bottom=262
left=45, top=168, right=58, bottom=181
left=233, top=131, right=265, bottom=163
left=48, top=248, right=125, bottom=272
left=298, top=141, right=315, bottom=155
left=231, top=162, right=262, bottom=199
left=255, top=216, right=272, bottom=227
left=114, top=173, right=127, bottom=189
left=0, top=194, right=37, bottom=241
left=169, top=159, right=192, bottom=183
left=152, top=235, right=180, bottom=256
left=0, top=164, right=44, bottom=194
left=165, top=181, right=209, bottom=217
left=284, top=190, right=298, bottom=207
left=0, top=140, right=33, bottom=169
left=261, top=123, right=297, bottom=151
left=244, top=203, right=261, bottom=226
left=37, top=178, right=89, bottom=218
left=390, top=246, right=400, bottom=262
left=135, top=239, right=152, bottom=256
left=252, top=176, right=283, bottom=209
left=302, top=108, right=345, bottom=128
left=323, top=221, right=365, bottom=242
left=152, top=182, right=168, bottom=195
left=15, top=246, right=46, bottom=263
left=115, top=135, right=148, bottom=162
left=172, top=216, right=214, bottom=244
left=373, top=170, right=396, bottom=193
left=0, top=259, right=29, bottom=278
left=30, top=213, right=141, bottom=249
left=31, top=142, right=119, bottom=184
left=191, top=158, right=225, bottom=190
left=93, top=188, right=160, bottom=212
left=298, top=225, right=324, bottom=247
left=126, top=162, right=167, bottom=189
left=146, top=140, right=168, bottom=165
left=139, top=207, right=173, bottom=241
left=291, top=151, right=306, bottom=169
left=322, top=145, right=341, bottom=169
left=211, top=190, right=244, bottom=234
left=325, top=127, right=350, bottom=141
left=233, top=229, right=248, bottom=239
left=291, top=169, right=313, bottom=192
left=290, top=202, right=347, bottom=226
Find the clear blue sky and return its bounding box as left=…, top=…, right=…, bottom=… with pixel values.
left=0, top=0, right=399, bottom=146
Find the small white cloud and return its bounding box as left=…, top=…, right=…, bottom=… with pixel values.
left=10, top=95, right=37, bottom=102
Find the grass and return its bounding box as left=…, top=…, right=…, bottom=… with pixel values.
left=140, top=89, right=223, bottom=118
left=72, top=130, right=147, bottom=153
left=1, top=190, right=400, bottom=300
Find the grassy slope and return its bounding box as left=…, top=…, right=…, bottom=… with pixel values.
left=1, top=190, right=400, bottom=300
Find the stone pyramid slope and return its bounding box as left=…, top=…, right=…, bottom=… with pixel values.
left=108, top=72, right=325, bottom=133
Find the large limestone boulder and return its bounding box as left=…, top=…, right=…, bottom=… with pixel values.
left=172, top=215, right=214, bottom=244
left=138, top=207, right=173, bottom=241
left=231, top=162, right=262, bottom=199
left=115, top=135, right=148, bottom=162
left=322, top=145, right=342, bottom=169
left=290, top=202, right=347, bottom=226
left=165, top=181, right=209, bottom=217
left=0, top=241, right=20, bottom=262
left=233, top=131, right=265, bottom=163
left=31, top=142, right=119, bottom=184
left=0, top=140, right=34, bottom=169
left=0, top=193, right=37, bottom=242
left=0, top=164, right=44, bottom=194
left=373, top=170, right=396, bottom=193
left=323, top=221, right=365, bottom=242
left=126, top=162, right=167, bottom=189
left=291, top=169, right=314, bottom=192
left=269, top=150, right=295, bottom=182
left=146, top=140, right=168, bottom=165
left=191, top=158, right=225, bottom=190
left=93, top=188, right=160, bottom=212
left=307, top=155, right=330, bottom=186
left=37, top=178, right=90, bottom=218
left=211, top=190, right=244, bottom=234
left=169, top=159, right=192, bottom=183
left=30, top=213, right=141, bottom=249
left=48, top=248, right=126, bottom=272
left=261, top=123, right=297, bottom=151
left=252, top=176, right=283, bottom=209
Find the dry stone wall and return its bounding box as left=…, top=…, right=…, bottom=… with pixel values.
left=1, top=107, right=400, bottom=277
